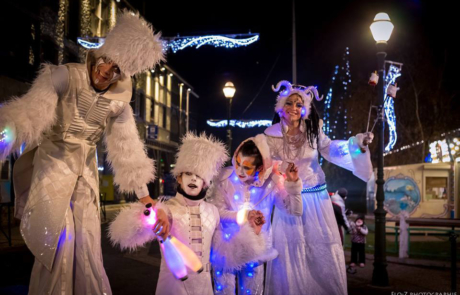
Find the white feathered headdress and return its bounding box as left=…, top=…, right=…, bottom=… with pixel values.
left=95, top=10, right=165, bottom=76
left=172, top=132, right=229, bottom=186
left=272, top=80, right=323, bottom=119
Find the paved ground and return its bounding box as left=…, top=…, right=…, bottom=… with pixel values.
left=0, top=205, right=458, bottom=295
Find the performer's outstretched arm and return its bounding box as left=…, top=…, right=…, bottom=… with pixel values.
left=318, top=120, right=373, bottom=182
left=104, top=104, right=155, bottom=199
left=0, top=64, right=62, bottom=160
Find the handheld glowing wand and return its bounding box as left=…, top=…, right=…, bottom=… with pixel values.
left=143, top=203, right=203, bottom=279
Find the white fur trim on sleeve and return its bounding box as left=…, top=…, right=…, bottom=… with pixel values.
left=104, top=104, right=156, bottom=193
left=211, top=223, right=267, bottom=271
left=108, top=202, right=156, bottom=251
left=0, top=64, right=58, bottom=160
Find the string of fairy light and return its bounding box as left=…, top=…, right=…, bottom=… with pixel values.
left=322, top=47, right=352, bottom=140
left=383, top=63, right=402, bottom=152
left=383, top=127, right=460, bottom=158
left=321, top=48, right=352, bottom=165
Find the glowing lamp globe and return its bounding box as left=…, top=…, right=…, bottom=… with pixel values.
left=370, top=13, right=394, bottom=43
left=223, top=82, right=236, bottom=99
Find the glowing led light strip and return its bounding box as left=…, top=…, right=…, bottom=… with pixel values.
left=384, top=64, right=402, bottom=152
left=207, top=120, right=272, bottom=128
left=167, top=34, right=259, bottom=53
left=77, top=38, right=104, bottom=49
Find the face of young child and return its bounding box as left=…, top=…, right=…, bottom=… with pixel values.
left=179, top=172, right=204, bottom=196
left=356, top=219, right=364, bottom=226
left=234, top=152, right=258, bottom=182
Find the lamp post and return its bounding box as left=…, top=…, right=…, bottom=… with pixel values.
left=370, top=12, right=394, bottom=287
left=223, top=82, right=236, bottom=153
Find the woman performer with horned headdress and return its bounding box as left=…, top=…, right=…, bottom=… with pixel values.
left=264, top=81, right=374, bottom=295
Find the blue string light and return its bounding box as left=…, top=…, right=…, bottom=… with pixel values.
left=207, top=120, right=272, bottom=128
left=77, top=38, right=104, bottom=49
left=301, top=183, right=327, bottom=194
left=384, top=64, right=402, bottom=152
left=167, top=34, right=259, bottom=53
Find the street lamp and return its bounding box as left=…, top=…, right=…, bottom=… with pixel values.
left=223, top=82, right=236, bottom=153
left=370, top=12, right=393, bottom=287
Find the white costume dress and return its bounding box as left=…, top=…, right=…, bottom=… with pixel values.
left=210, top=167, right=302, bottom=295
left=209, top=134, right=303, bottom=295
left=0, top=56, right=154, bottom=295
left=0, top=12, right=163, bottom=295
left=156, top=193, right=220, bottom=295
left=264, top=122, right=373, bottom=295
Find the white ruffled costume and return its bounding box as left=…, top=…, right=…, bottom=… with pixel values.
left=264, top=122, right=373, bottom=295
left=0, top=11, right=163, bottom=295
left=208, top=134, right=303, bottom=295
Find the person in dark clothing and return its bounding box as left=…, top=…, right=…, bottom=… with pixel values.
left=332, top=201, right=348, bottom=244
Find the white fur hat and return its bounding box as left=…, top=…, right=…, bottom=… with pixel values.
left=95, top=10, right=165, bottom=76
left=172, top=132, right=229, bottom=186
left=272, top=80, right=323, bottom=119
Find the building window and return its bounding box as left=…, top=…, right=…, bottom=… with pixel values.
left=425, top=177, right=448, bottom=200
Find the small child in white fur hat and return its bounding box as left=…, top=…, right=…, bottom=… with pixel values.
left=154, top=132, right=229, bottom=295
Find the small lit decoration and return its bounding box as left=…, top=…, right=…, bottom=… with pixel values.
left=164, top=33, right=260, bottom=53
left=429, top=137, right=460, bottom=163
left=386, top=83, right=398, bottom=98
left=207, top=120, right=272, bottom=128
left=383, top=62, right=402, bottom=152
left=77, top=37, right=105, bottom=49
left=368, top=71, right=379, bottom=86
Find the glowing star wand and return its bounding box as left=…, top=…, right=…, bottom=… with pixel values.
left=143, top=204, right=203, bottom=280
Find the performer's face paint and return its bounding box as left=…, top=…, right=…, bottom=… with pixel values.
left=234, top=152, right=259, bottom=183
left=91, top=58, right=121, bottom=91
left=282, top=94, right=304, bottom=123
left=178, top=172, right=204, bottom=196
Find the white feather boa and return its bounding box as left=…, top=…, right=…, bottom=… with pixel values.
left=211, top=223, right=276, bottom=271
left=104, top=105, right=155, bottom=194
left=0, top=64, right=58, bottom=160
left=108, top=202, right=156, bottom=251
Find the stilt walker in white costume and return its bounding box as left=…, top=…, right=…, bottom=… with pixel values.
left=208, top=134, right=303, bottom=295
left=0, top=11, right=168, bottom=295
left=264, top=81, right=374, bottom=295
left=155, top=132, right=228, bottom=295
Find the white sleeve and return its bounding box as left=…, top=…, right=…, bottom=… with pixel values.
left=207, top=182, right=238, bottom=224
left=318, top=120, right=373, bottom=182
left=0, top=64, right=59, bottom=159
left=273, top=175, right=303, bottom=216
left=103, top=104, right=155, bottom=197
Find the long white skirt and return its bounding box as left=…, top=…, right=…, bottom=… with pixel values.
left=265, top=189, right=347, bottom=295
left=28, top=177, right=112, bottom=295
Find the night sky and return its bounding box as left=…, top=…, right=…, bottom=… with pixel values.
left=131, top=0, right=457, bottom=150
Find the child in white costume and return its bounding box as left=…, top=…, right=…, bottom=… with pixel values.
left=209, top=134, right=303, bottom=295
left=155, top=133, right=229, bottom=295
left=264, top=81, right=374, bottom=295
left=0, top=11, right=166, bottom=295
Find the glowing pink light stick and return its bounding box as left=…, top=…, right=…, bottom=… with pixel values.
left=143, top=204, right=203, bottom=279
